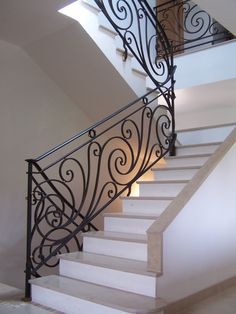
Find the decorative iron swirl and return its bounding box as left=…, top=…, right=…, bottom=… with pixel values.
left=155, top=0, right=234, bottom=54
left=95, top=0, right=174, bottom=86
left=25, top=0, right=176, bottom=297
left=27, top=86, right=175, bottom=277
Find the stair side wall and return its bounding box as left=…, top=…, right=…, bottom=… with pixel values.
left=156, top=142, right=236, bottom=302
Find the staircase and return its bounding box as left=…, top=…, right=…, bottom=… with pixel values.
left=29, top=134, right=224, bottom=313
left=25, top=0, right=236, bottom=312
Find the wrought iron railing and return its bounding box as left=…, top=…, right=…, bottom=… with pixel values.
left=154, top=0, right=234, bottom=55
left=25, top=0, right=176, bottom=299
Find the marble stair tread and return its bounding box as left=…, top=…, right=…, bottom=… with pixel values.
left=98, top=12, right=118, bottom=36
left=176, top=142, right=221, bottom=148
left=83, top=230, right=147, bottom=243
left=121, top=196, right=175, bottom=200
left=82, top=0, right=100, bottom=12
left=165, top=153, right=212, bottom=159
left=59, top=251, right=159, bottom=277
left=30, top=275, right=166, bottom=313
left=103, top=212, right=160, bottom=219
left=151, top=166, right=201, bottom=171
left=136, top=180, right=189, bottom=184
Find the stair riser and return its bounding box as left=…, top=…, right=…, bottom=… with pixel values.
left=98, top=12, right=118, bottom=36
left=83, top=237, right=147, bottom=261
left=153, top=169, right=198, bottom=181
left=104, top=217, right=156, bottom=234
left=139, top=183, right=186, bottom=197
left=122, top=199, right=171, bottom=215
left=60, top=260, right=157, bottom=297
left=176, top=145, right=218, bottom=156
left=165, top=156, right=209, bottom=167
left=31, top=285, right=128, bottom=314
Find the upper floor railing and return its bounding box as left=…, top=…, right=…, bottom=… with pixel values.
left=154, top=0, right=234, bottom=55
left=25, top=0, right=176, bottom=299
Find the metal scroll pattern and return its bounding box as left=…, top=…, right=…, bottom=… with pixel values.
left=26, top=87, right=175, bottom=281
left=155, top=0, right=234, bottom=54
left=25, top=0, right=176, bottom=298
left=94, top=0, right=174, bottom=86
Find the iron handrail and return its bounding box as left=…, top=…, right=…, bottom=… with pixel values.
left=25, top=0, right=176, bottom=299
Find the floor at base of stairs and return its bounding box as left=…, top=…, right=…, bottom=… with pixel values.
left=1, top=281, right=236, bottom=313
left=0, top=282, right=59, bottom=314
left=172, top=283, right=236, bottom=314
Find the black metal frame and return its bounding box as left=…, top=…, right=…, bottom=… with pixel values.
left=25, top=0, right=176, bottom=299
left=154, top=0, right=234, bottom=55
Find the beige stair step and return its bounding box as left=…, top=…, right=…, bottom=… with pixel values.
left=164, top=153, right=211, bottom=167
left=83, top=231, right=147, bottom=261
left=83, top=230, right=147, bottom=243
left=151, top=166, right=200, bottom=180
left=59, top=252, right=160, bottom=297
left=165, top=153, right=211, bottom=159
left=137, top=180, right=188, bottom=197
left=103, top=213, right=159, bottom=235
left=82, top=0, right=100, bottom=13
left=30, top=275, right=166, bottom=314
left=59, top=251, right=157, bottom=276
left=121, top=196, right=174, bottom=215
left=175, top=142, right=220, bottom=156
left=98, top=12, right=118, bottom=36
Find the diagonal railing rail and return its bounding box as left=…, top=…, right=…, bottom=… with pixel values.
left=25, top=0, right=176, bottom=299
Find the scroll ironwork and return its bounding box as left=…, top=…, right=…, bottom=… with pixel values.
left=25, top=0, right=176, bottom=299
left=154, top=0, right=234, bottom=55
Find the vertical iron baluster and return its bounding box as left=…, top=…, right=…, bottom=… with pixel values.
left=24, top=160, right=33, bottom=300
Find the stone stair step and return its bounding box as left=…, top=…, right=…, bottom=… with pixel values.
left=151, top=166, right=200, bottom=180
left=165, top=153, right=211, bottom=167
left=30, top=275, right=166, bottom=314
left=104, top=212, right=159, bottom=234
left=137, top=180, right=188, bottom=197
left=121, top=196, right=173, bottom=215
left=59, top=252, right=160, bottom=297
left=83, top=231, right=147, bottom=261
left=175, top=142, right=221, bottom=156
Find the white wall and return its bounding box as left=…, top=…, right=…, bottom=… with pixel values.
left=176, top=104, right=236, bottom=130
left=0, top=40, right=91, bottom=289
left=157, top=142, right=236, bottom=302
left=174, top=40, right=236, bottom=90
left=194, top=0, right=236, bottom=36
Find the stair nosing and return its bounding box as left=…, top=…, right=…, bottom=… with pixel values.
left=165, top=153, right=211, bottom=159
left=59, top=252, right=159, bottom=277
left=83, top=231, right=147, bottom=244
left=136, top=180, right=189, bottom=184
left=176, top=122, right=236, bottom=133
left=116, top=47, right=133, bottom=58
left=82, top=0, right=100, bottom=13
left=121, top=196, right=175, bottom=200
left=99, top=24, right=118, bottom=36
left=103, top=212, right=160, bottom=220
left=176, top=142, right=221, bottom=149
left=132, top=67, right=148, bottom=77
left=151, top=166, right=201, bottom=171
left=30, top=275, right=166, bottom=313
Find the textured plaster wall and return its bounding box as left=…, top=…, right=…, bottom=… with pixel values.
left=0, top=40, right=91, bottom=289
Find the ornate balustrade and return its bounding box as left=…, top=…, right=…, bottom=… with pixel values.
left=154, top=0, right=234, bottom=55
left=25, top=0, right=176, bottom=299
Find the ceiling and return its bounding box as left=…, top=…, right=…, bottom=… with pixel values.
left=0, top=0, right=75, bottom=48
